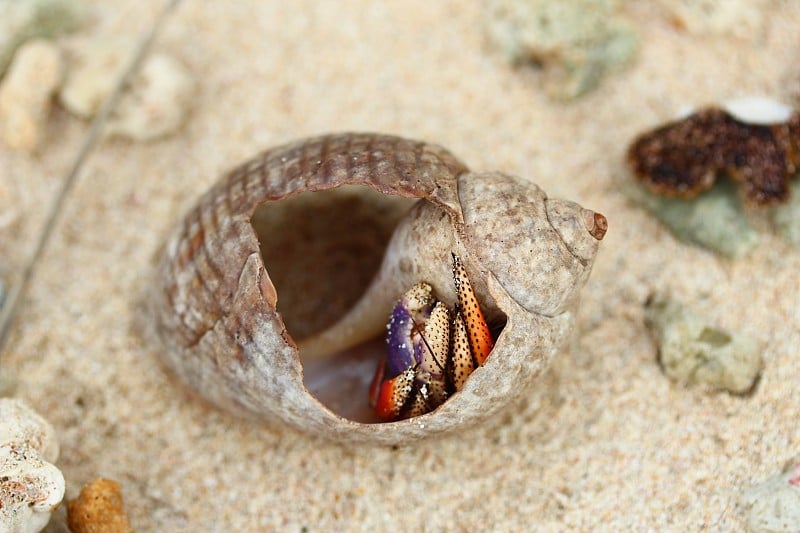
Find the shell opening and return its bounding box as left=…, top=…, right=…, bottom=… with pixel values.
left=250, top=186, right=506, bottom=424
left=251, top=185, right=415, bottom=340
left=251, top=185, right=413, bottom=423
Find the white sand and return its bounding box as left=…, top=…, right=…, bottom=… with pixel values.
left=1, top=1, right=798, bottom=530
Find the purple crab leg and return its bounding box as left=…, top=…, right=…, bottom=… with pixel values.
left=383, top=282, right=435, bottom=376
left=385, top=302, right=418, bottom=377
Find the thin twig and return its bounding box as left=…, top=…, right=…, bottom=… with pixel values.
left=0, top=0, right=182, bottom=355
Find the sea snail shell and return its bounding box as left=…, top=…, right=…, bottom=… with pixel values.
left=149, top=133, right=606, bottom=444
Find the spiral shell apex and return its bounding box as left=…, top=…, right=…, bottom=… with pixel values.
left=149, top=133, right=605, bottom=444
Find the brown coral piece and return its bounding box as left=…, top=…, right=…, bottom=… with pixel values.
left=66, top=478, right=133, bottom=533
left=627, top=107, right=800, bottom=205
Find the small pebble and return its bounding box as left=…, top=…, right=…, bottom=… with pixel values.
left=644, top=294, right=762, bottom=394
left=60, top=38, right=196, bottom=141
left=67, top=478, right=133, bottom=533
left=624, top=180, right=760, bottom=258
left=741, top=461, right=800, bottom=533
left=0, top=39, right=63, bottom=152
left=106, top=53, right=196, bottom=141
left=723, top=96, right=795, bottom=126
left=59, top=38, right=133, bottom=118
left=0, top=398, right=65, bottom=533
left=0, top=0, right=84, bottom=76
left=485, top=0, right=637, bottom=99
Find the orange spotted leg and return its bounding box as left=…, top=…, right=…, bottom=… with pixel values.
left=451, top=253, right=494, bottom=365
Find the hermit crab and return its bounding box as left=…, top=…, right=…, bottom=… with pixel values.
left=149, top=133, right=606, bottom=444
left=369, top=254, right=495, bottom=421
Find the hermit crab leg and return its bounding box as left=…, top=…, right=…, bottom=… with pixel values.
left=451, top=253, right=494, bottom=365
left=414, top=302, right=450, bottom=407
left=448, top=311, right=474, bottom=392
left=403, top=382, right=433, bottom=419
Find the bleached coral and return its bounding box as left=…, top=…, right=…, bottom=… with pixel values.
left=0, top=398, right=65, bottom=533
left=0, top=39, right=64, bottom=152
left=485, top=0, right=637, bottom=99
left=645, top=294, right=762, bottom=394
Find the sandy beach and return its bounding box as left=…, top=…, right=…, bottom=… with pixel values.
left=1, top=1, right=798, bottom=530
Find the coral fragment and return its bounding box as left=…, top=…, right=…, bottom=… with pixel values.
left=627, top=106, right=800, bottom=206
left=645, top=294, right=762, bottom=394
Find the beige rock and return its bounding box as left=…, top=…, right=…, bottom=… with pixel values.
left=59, top=37, right=134, bottom=118
left=0, top=39, right=63, bottom=152
left=106, top=53, right=195, bottom=141
left=60, top=38, right=195, bottom=141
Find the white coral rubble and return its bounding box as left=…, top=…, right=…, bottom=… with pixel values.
left=0, top=398, right=65, bottom=533
left=742, top=462, right=800, bottom=533
left=0, top=39, right=64, bottom=152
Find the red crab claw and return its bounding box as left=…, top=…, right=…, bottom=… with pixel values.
left=451, top=253, right=494, bottom=365
left=371, top=367, right=416, bottom=421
